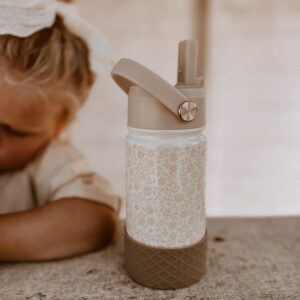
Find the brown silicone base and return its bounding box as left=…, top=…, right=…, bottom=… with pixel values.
left=124, top=227, right=207, bottom=290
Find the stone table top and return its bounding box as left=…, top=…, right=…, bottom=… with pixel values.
left=0, top=217, right=299, bottom=300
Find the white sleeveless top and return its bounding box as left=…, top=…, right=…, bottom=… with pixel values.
left=0, top=139, right=122, bottom=215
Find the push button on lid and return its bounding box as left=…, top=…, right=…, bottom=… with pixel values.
left=178, top=101, right=198, bottom=122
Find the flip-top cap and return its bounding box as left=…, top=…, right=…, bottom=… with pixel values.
left=111, top=40, right=205, bottom=130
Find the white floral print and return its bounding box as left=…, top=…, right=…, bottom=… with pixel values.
left=126, top=136, right=206, bottom=248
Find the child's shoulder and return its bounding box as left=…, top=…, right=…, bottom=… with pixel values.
left=29, top=138, right=91, bottom=182
left=36, top=139, right=83, bottom=164
left=27, top=138, right=121, bottom=214
left=38, top=138, right=84, bottom=162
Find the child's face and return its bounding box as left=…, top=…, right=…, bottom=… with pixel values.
left=0, top=79, right=60, bottom=172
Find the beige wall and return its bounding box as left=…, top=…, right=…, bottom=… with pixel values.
left=71, top=1, right=300, bottom=217
left=72, top=1, right=194, bottom=218
left=206, top=0, right=300, bottom=215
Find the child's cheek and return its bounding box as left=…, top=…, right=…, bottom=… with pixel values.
left=0, top=138, right=40, bottom=170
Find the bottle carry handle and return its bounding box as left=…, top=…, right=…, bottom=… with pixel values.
left=111, top=58, right=189, bottom=120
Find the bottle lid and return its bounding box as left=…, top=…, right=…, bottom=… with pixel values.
left=111, top=39, right=205, bottom=130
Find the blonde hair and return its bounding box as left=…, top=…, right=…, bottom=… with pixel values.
left=0, top=13, right=95, bottom=125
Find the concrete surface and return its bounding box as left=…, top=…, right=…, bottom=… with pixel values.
left=0, top=217, right=299, bottom=299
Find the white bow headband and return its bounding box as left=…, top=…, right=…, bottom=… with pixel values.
left=0, top=0, right=115, bottom=76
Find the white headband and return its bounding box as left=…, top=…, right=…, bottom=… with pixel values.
left=0, top=0, right=115, bottom=76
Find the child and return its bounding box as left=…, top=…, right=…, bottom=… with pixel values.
left=0, top=0, right=122, bottom=262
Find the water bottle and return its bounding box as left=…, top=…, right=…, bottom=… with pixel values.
left=111, top=39, right=207, bottom=290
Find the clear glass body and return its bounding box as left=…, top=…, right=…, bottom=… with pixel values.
left=125, top=127, right=207, bottom=248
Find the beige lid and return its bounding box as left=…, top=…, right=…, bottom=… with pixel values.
left=111, top=39, right=205, bottom=130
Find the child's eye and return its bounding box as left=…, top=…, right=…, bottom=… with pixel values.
left=1, top=125, right=30, bottom=138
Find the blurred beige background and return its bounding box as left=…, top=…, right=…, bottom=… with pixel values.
left=72, top=0, right=300, bottom=218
